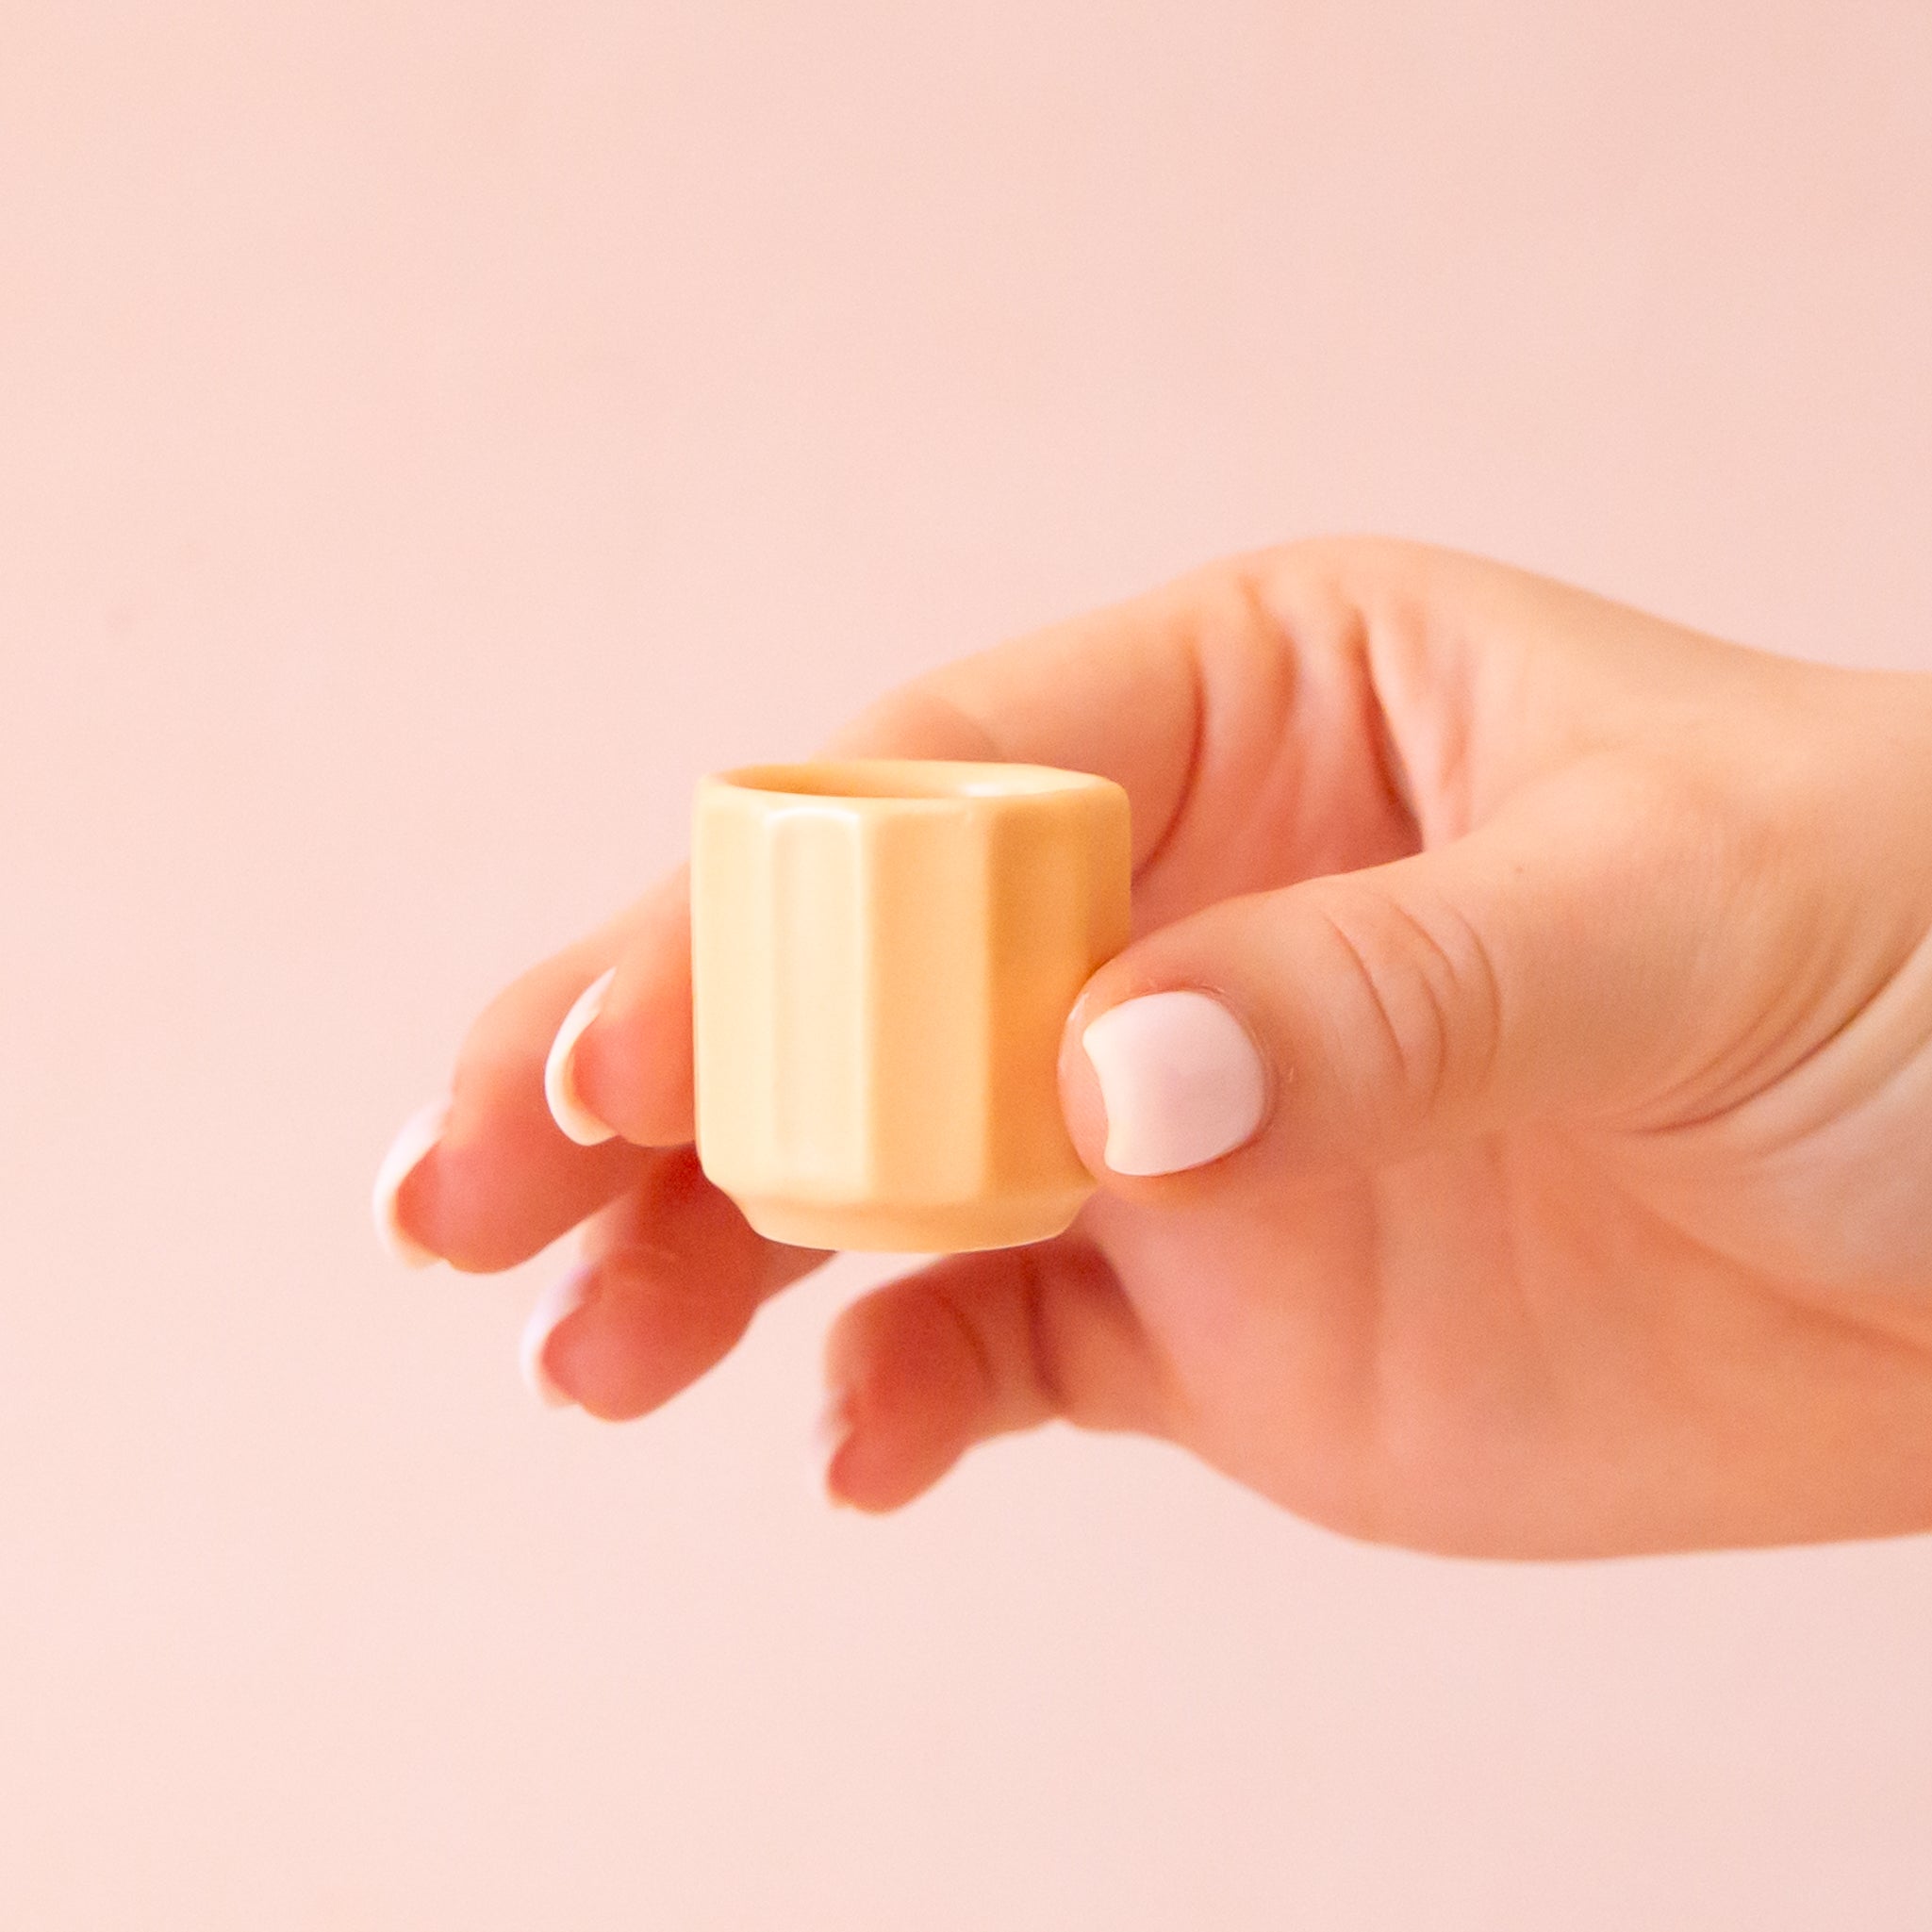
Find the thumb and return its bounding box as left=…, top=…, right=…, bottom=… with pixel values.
left=1060, top=768, right=1711, bottom=1184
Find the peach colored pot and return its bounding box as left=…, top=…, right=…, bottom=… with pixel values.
left=690, top=760, right=1131, bottom=1252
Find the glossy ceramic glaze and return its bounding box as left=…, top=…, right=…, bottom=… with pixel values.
left=690, top=759, right=1131, bottom=1251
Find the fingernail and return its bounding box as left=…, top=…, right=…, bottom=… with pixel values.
left=812, top=1387, right=856, bottom=1508
left=372, top=1096, right=451, bottom=1268
left=520, top=1263, right=599, bottom=1409
left=544, top=966, right=619, bottom=1147
left=1080, top=989, right=1268, bottom=1176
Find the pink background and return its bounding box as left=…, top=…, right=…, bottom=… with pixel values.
left=6, top=3, right=1932, bottom=1924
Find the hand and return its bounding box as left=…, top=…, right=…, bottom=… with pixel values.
left=373, top=537, right=1932, bottom=1557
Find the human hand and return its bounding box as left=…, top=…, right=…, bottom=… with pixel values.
left=374, top=538, right=1932, bottom=1556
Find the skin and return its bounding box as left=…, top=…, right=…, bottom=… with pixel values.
left=388, top=537, right=1932, bottom=1558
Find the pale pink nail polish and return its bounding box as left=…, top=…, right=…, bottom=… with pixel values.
left=544, top=967, right=619, bottom=1147
left=812, top=1387, right=856, bottom=1507
left=372, top=1096, right=451, bottom=1268
left=520, top=1263, right=598, bottom=1409
left=1080, top=990, right=1268, bottom=1176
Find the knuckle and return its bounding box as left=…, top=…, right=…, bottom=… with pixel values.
left=1300, top=879, right=1501, bottom=1129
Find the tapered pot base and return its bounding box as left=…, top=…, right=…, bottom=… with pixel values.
left=733, top=1188, right=1094, bottom=1255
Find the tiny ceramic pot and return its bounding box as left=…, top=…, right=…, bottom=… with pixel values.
left=690, top=759, right=1131, bottom=1252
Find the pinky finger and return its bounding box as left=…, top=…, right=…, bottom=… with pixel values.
left=817, top=1236, right=1172, bottom=1513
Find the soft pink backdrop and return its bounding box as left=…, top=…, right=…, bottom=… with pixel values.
left=5, top=3, right=1931, bottom=1925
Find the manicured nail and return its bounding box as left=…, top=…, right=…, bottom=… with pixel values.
left=812, top=1387, right=856, bottom=1507
left=544, top=966, right=619, bottom=1147
left=372, top=1096, right=451, bottom=1268
left=520, top=1263, right=598, bottom=1408
left=1080, top=989, right=1268, bottom=1176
